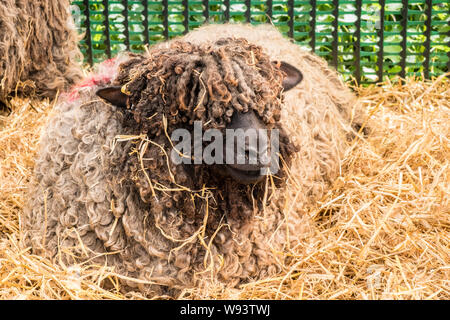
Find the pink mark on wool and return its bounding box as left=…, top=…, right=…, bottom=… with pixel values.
left=64, top=58, right=118, bottom=102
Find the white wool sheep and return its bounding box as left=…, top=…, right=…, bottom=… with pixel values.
left=22, top=24, right=367, bottom=297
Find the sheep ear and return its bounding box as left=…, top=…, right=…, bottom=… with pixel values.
left=279, top=61, right=303, bottom=91
left=96, top=86, right=128, bottom=108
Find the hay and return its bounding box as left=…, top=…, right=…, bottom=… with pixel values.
left=0, top=75, right=448, bottom=299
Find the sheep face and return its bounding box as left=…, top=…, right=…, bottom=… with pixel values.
left=96, top=40, right=302, bottom=187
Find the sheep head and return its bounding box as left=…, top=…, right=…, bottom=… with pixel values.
left=96, top=38, right=302, bottom=221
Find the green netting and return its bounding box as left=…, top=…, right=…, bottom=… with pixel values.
left=70, top=0, right=450, bottom=83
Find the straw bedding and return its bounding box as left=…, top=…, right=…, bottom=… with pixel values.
left=0, top=22, right=448, bottom=299
left=0, top=73, right=448, bottom=299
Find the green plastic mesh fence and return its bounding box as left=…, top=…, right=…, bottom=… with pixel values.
left=70, top=0, right=450, bottom=83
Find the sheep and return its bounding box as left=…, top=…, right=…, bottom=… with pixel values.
left=22, top=24, right=367, bottom=297
left=0, top=0, right=82, bottom=103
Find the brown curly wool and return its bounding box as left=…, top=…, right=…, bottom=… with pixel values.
left=0, top=0, right=82, bottom=102
left=23, top=25, right=368, bottom=297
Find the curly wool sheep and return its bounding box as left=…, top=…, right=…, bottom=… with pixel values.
left=22, top=24, right=367, bottom=297
left=0, top=0, right=82, bottom=102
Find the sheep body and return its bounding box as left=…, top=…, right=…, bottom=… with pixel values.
left=0, top=0, right=83, bottom=102
left=22, top=24, right=366, bottom=297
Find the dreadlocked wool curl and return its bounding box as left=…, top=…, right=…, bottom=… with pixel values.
left=23, top=38, right=300, bottom=297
